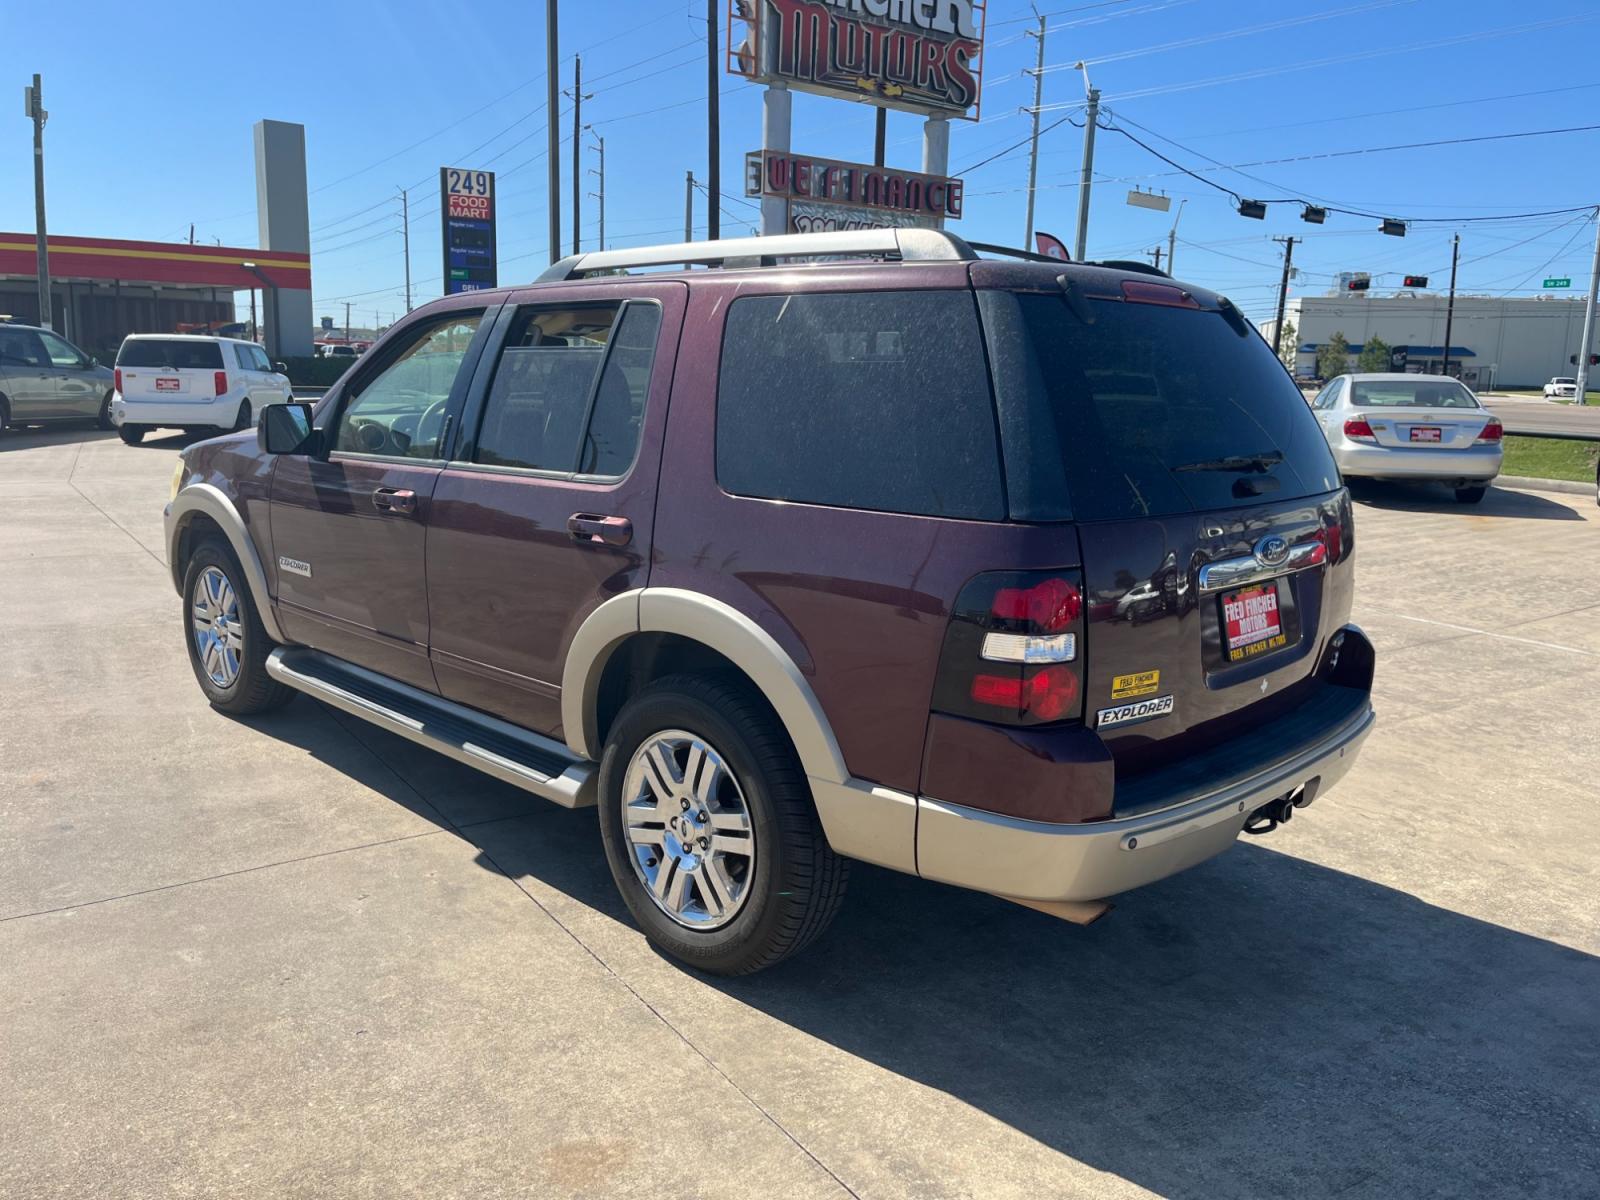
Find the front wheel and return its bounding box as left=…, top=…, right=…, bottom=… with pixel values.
left=181, top=538, right=296, bottom=716
left=597, top=675, right=848, bottom=976
left=1455, top=485, right=1488, bottom=504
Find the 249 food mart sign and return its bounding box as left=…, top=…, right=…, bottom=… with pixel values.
left=440, top=167, right=497, bottom=295
left=730, top=0, right=987, bottom=117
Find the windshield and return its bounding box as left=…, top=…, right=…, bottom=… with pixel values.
left=1351, top=380, right=1477, bottom=409
left=116, top=340, right=224, bottom=370
left=980, top=290, right=1340, bottom=521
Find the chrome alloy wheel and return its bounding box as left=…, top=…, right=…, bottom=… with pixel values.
left=622, top=730, right=756, bottom=930
left=191, top=565, right=244, bottom=688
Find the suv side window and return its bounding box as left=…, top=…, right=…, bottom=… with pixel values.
left=715, top=291, right=1005, bottom=520
left=473, top=301, right=660, bottom=477
left=0, top=327, right=49, bottom=368
left=335, top=314, right=483, bottom=459
left=233, top=344, right=256, bottom=370
left=38, top=331, right=86, bottom=368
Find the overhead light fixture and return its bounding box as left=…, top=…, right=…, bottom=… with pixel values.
left=1237, top=199, right=1267, bottom=220
left=1302, top=205, right=1327, bottom=224
left=1379, top=219, right=1407, bottom=237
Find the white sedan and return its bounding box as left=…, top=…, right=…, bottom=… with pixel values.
left=1308, top=373, right=1503, bottom=504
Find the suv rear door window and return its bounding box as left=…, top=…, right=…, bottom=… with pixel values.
left=473, top=302, right=659, bottom=476
left=716, top=291, right=1005, bottom=521
left=981, top=291, right=1340, bottom=521
left=116, top=340, right=224, bottom=370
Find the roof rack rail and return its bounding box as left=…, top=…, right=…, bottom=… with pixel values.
left=966, top=240, right=1069, bottom=264
left=1092, top=259, right=1172, bottom=279
left=537, top=228, right=977, bottom=282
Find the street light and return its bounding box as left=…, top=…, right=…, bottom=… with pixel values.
left=241, top=261, right=281, bottom=360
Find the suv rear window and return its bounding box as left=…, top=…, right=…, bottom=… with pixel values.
left=980, top=290, right=1340, bottom=522
left=716, top=291, right=1005, bottom=521
left=116, top=340, right=224, bottom=370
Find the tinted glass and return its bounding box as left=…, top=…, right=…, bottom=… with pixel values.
left=716, top=291, right=1005, bottom=520
left=39, top=331, right=86, bottom=368
left=1351, top=380, right=1477, bottom=409
left=336, top=314, right=482, bottom=458
left=984, top=291, right=1340, bottom=522
left=253, top=346, right=277, bottom=373
left=0, top=328, right=48, bottom=368
left=580, top=303, right=660, bottom=476
left=474, top=305, right=618, bottom=472
left=116, top=340, right=225, bottom=369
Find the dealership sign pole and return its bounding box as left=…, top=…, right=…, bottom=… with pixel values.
left=440, top=168, right=498, bottom=294
left=728, top=0, right=986, bottom=236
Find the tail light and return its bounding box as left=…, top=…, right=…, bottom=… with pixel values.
left=1343, top=418, right=1377, bottom=443
left=114, top=368, right=122, bottom=394
left=1475, top=418, right=1503, bottom=443
left=214, top=371, right=228, bottom=396
left=932, top=570, right=1086, bottom=727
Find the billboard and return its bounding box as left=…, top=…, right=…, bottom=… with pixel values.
left=729, top=0, right=987, bottom=119
left=439, top=167, right=497, bottom=295
left=745, top=149, right=963, bottom=231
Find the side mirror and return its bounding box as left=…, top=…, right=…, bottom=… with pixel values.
left=273, top=361, right=288, bottom=374
left=258, top=402, right=319, bottom=456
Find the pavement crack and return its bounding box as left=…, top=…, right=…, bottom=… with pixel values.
left=65, top=477, right=168, bottom=568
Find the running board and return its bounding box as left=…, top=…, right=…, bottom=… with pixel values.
left=266, top=647, right=596, bottom=809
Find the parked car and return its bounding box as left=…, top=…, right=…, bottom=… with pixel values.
left=1310, top=373, right=1502, bottom=503
left=164, top=229, right=1375, bottom=975
left=112, top=335, right=292, bottom=444
left=0, top=321, right=116, bottom=433
left=1543, top=377, right=1578, bottom=399
left=318, top=343, right=360, bottom=360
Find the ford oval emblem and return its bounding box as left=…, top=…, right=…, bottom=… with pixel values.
left=1254, top=535, right=1290, bottom=567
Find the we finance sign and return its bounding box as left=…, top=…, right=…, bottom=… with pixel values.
left=731, top=0, right=986, bottom=118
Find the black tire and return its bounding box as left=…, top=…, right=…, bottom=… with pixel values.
left=1455, top=485, right=1487, bottom=504
left=119, top=424, right=144, bottom=446
left=231, top=400, right=252, bottom=432
left=97, top=391, right=114, bottom=431
left=597, top=674, right=848, bottom=976
left=180, top=537, right=296, bottom=716
left=0, top=395, right=9, bottom=436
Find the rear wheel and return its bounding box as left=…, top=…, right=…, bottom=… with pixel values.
left=0, top=396, right=9, bottom=436
left=97, top=391, right=113, bottom=430
left=231, top=400, right=252, bottom=432
left=119, top=424, right=145, bottom=446
left=1455, top=485, right=1487, bottom=505
left=181, top=538, right=295, bottom=716
left=597, top=674, right=848, bottom=976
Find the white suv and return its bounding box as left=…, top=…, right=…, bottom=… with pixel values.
left=111, top=335, right=292, bottom=445
left=1543, top=377, right=1578, bottom=399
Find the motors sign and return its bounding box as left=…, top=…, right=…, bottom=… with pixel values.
left=439, top=167, right=497, bottom=295
left=746, top=149, right=963, bottom=229
left=730, top=0, right=987, bottom=118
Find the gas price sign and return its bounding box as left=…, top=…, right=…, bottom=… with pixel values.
left=440, top=167, right=497, bottom=295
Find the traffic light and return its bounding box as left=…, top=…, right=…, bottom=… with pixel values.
left=1403, top=275, right=1429, bottom=288
left=1238, top=199, right=1267, bottom=220
left=1346, top=277, right=1371, bottom=292
left=1572, top=355, right=1599, bottom=366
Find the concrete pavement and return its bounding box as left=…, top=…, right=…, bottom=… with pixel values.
left=2, top=424, right=1597, bottom=1199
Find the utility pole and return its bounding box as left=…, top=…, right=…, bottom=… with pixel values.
left=546, top=0, right=561, bottom=265
left=1073, top=67, right=1100, bottom=262
left=1166, top=198, right=1187, bottom=277
left=344, top=301, right=352, bottom=345
left=1575, top=210, right=1600, bottom=406
left=189, top=223, right=195, bottom=245
left=1149, top=246, right=1163, bottom=271
left=26, top=74, right=51, bottom=329
left=1023, top=14, right=1046, bottom=248
left=567, top=57, right=590, bottom=255
left=685, top=171, right=695, bottom=242
left=587, top=133, right=606, bottom=251
left=707, top=0, right=721, bottom=239
left=1272, top=236, right=1301, bottom=361
left=874, top=108, right=887, bottom=167
left=398, top=187, right=412, bottom=312
left=1441, top=233, right=1460, bottom=378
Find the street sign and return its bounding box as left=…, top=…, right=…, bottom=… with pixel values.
left=439, top=167, right=497, bottom=295
left=1543, top=278, right=1571, bottom=288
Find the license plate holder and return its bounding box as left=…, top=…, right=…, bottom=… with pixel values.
left=156, top=377, right=181, bottom=392
left=1409, top=425, right=1442, bottom=443
left=1221, top=581, right=1287, bottom=663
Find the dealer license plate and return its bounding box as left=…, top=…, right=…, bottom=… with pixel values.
left=156, top=377, right=181, bottom=392
left=1222, top=583, right=1286, bottom=663
left=1409, top=426, right=1442, bottom=443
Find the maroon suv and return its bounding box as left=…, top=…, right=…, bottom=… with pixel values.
left=164, top=229, right=1375, bottom=975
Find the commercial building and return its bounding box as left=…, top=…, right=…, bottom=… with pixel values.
left=1268, top=293, right=1594, bottom=388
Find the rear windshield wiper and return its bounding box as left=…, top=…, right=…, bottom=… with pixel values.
left=1172, top=450, right=1284, bottom=474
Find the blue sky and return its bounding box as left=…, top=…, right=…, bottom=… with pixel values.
left=5, top=0, right=1598, bottom=326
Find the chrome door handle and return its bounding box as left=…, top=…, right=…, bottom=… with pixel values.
left=567, top=513, right=633, bottom=547
left=372, top=487, right=418, bottom=516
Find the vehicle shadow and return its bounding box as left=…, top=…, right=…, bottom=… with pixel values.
left=247, top=703, right=1599, bottom=1199
left=0, top=424, right=117, bottom=452
left=1350, top=479, right=1582, bottom=520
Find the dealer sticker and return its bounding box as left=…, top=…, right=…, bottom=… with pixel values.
left=1111, top=669, right=1161, bottom=700
left=1097, top=694, right=1176, bottom=730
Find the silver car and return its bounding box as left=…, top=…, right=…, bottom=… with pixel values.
left=1309, top=373, right=1503, bottom=504
left=0, top=321, right=116, bottom=434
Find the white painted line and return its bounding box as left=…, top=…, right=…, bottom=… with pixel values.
left=1369, top=611, right=1598, bottom=658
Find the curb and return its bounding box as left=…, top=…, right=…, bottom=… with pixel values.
left=1495, top=475, right=1594, bottom=497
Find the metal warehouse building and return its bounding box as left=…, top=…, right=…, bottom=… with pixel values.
left=1272, top=294, right=1595, bottom=389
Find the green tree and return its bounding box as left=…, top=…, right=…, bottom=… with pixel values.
left=1316, top=332, right=1351, bottom=380
left=1276, top=319, right=1298, bottom=371
left=1357, top=335, right=1392, bottom=373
